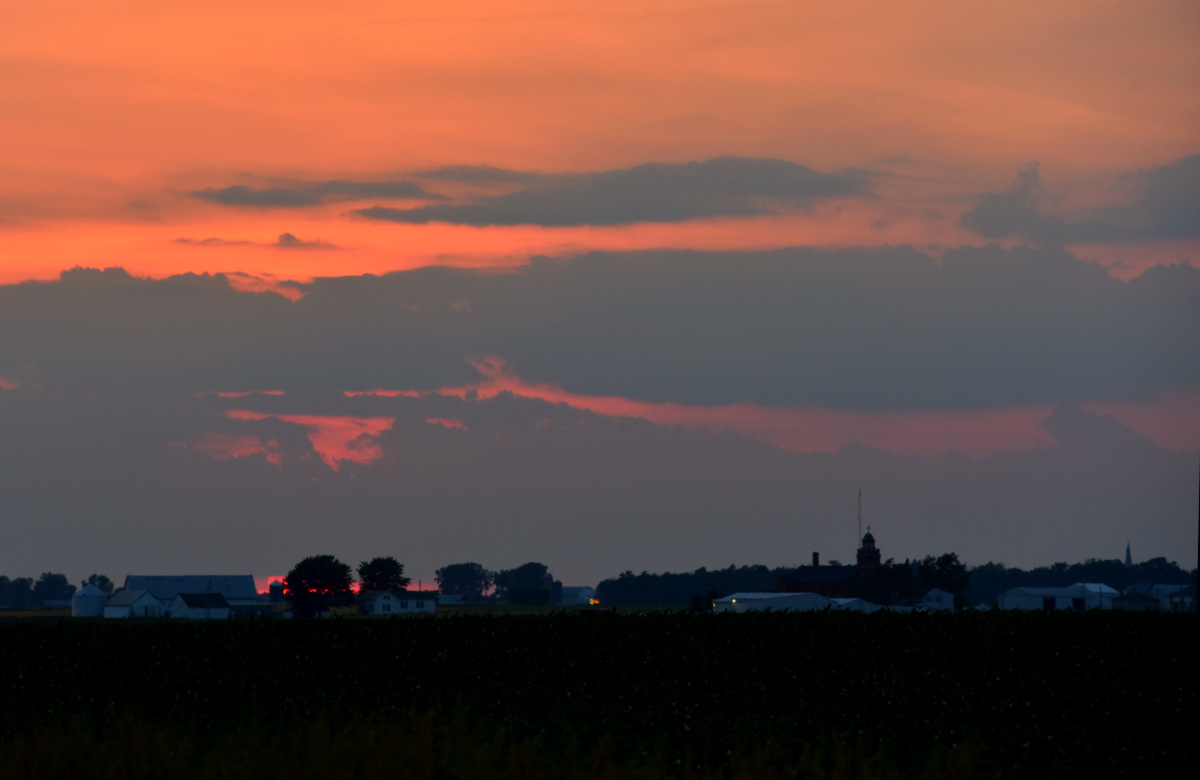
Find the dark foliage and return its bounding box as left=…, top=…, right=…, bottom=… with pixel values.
left=0, top=612, right=1191, bottom=777
left=494, top=562, right=562, bottom=604
left=82, top=574, right=115, bottom=595
left=31, top=573, right=75, bottom=605
left=596, top=565, right=792, bottom=606
left=284, top=555, right=355, bottom=618
left=434, top=562, right=495, bottom=603
left=356, top=556, right=411, bottom=593
left=966, top=557, right=1196, bottom=605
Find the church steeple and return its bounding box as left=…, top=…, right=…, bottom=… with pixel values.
left=1125, top=541, right=1132, bottom=567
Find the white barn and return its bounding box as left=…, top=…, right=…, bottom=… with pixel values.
left=169, top=593, right=231, bottom=620
left=359, top=591, right=438, bottom=616
left=713, top=592, right=831, bottom=613
left=123, top=575, right=261, bottom=617
left=998, top=583, right=1116, bottom=611
left=104, top=589, right=165, bottom=618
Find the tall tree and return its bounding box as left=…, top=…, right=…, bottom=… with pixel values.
left=32, top=573, right=76, bottom=604
left=82, top=574, right=115, bottom=595
left=284, top=555, right=355, bottom=618
left=493, top=562, right=550, bottom=601
left=357, top=557, right=411, bottom=593
left=435, top=562, right=494, bottom=603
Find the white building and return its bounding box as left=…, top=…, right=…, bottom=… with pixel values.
left=713, top=592, right=831, bottom=613
left=169, top=593, right=231, bottom=620
left=830, top=597, right=884, bottom=613
left=561, top=586, right=597, bottom=605
left=359, top=591, right=438, bottom=616
left=912, top=587, right=955, bottom=612
left=71, top=584, right=108, bottom=617
left=103, top=589, right=165, bottom=618
left=998, top=583, right=1116, bottom=611
left=123, top=575, right=262, bottom=617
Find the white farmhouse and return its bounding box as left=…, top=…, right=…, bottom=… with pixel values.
left=103, top=589, right=165, bottom=618
left=912, top=587, right=955, bottom=611
left=713, top=592, right=831, bottom=613
left=359, top=591, right=438, bottom=616
left=169, top=593, right=231, bottom=620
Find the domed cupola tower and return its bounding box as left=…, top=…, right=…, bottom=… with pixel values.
left=857, top=528, right=881, bottom=576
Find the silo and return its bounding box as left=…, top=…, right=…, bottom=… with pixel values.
left=72, top=584, right=107, bottom=617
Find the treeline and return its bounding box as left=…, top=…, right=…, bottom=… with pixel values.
left=595, top=556, right=1196, bottom=607
left=0, top=573, right=112, bottom=609
left=595, top=565, right=794, bottom=607
left=965, top=557, right=1195, bottom=605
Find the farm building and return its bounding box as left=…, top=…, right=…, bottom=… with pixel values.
left=830, top=597, right=884, bottom=613
left=103, top=589, right=165, bottom=618
left=998, top=583, right=1116, bottom=611
left=1122, top=582, right=1195, bottom=612
left=777, top=531, right=883, bottom=598
left=169, top=593, right=231, bottom=620
left=123, top=575, right=263, bottom=617
left=714, top=592, right=831, bottom=613
left=561, top=586, right=597, bottom=605
left=359, top=591, right=438, bottom=616
left=71, top=584, right=107, bottom=617
left=912, top=587, right=954, bottom=611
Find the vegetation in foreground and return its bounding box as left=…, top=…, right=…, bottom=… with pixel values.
left=0, top=611, right=1192, bottom=778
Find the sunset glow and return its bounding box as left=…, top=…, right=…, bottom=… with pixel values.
left=2, top=0, right=1195, bottom=583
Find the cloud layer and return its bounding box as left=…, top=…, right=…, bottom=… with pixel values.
left=351, top=157, right=870, bottom=226
left=3, top=246, right=1194, bottom=411
left=192, top=179, right=438, bottom=208
left=960, top=155, right=1200, bottom=244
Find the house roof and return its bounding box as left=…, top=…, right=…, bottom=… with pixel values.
left=778, top=565, right=858, bottom=585
left=106, top=589, right=161, bottom=607
left=360, top=590, right=439, bottom=602
left=174, top=593, right=230, bottom=609
left=124, top=575, right=258, bottom=600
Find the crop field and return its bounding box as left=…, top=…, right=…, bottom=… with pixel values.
left=0, top=611, right=1192, bottom=778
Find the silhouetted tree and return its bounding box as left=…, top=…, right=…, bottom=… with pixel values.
left=494, top=562, right=562, bottom=603
left=82, top=574, right=115, bottom=595
left=847, top=559, right=916, bottom=606
left=32, top=573, right=75, bottom=604
left=357, top=557, right=411, bottom=593
left=917, top=553, right=970, bottom=598
left=0, top=577, right=34, bottom=609
left=284, top=555, right=355, bottom=618
left=435, top=562, right=494, bottom=603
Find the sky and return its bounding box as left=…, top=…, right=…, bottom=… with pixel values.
left=1, top=1, right=1197, bottom=588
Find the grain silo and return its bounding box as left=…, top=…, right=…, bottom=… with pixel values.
left=72, top=584, right=108, bottom=617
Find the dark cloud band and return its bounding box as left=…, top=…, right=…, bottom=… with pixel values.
left=350, top=157, right=870, bottom=226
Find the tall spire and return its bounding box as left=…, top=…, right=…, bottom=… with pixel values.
left=1125, top=541, right=1132, bottom=567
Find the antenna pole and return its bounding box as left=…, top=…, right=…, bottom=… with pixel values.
left=858, top=489, right=862, bottom=542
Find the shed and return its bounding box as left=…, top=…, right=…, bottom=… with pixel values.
left=169, top=593, right=231, bottom=620
left=103, top=589, right=165, bottom=619
left=713, top=592, right=831, bottom=613
left=72, top=584, right=107, bottom=617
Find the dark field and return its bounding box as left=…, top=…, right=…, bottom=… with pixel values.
left=0, top=611, right=1192, bottom=778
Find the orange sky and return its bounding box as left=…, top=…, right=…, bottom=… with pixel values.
left=2, top=1, right=1197, bottom=284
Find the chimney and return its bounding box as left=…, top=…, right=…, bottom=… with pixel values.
left=812, top=552, right=819, bottom=567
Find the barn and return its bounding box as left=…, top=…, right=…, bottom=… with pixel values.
left=103, top=589, right=165, bottom=618
left=169, top=593, right=231, bottom=620
left=713, top=592, right=831, bottom=613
